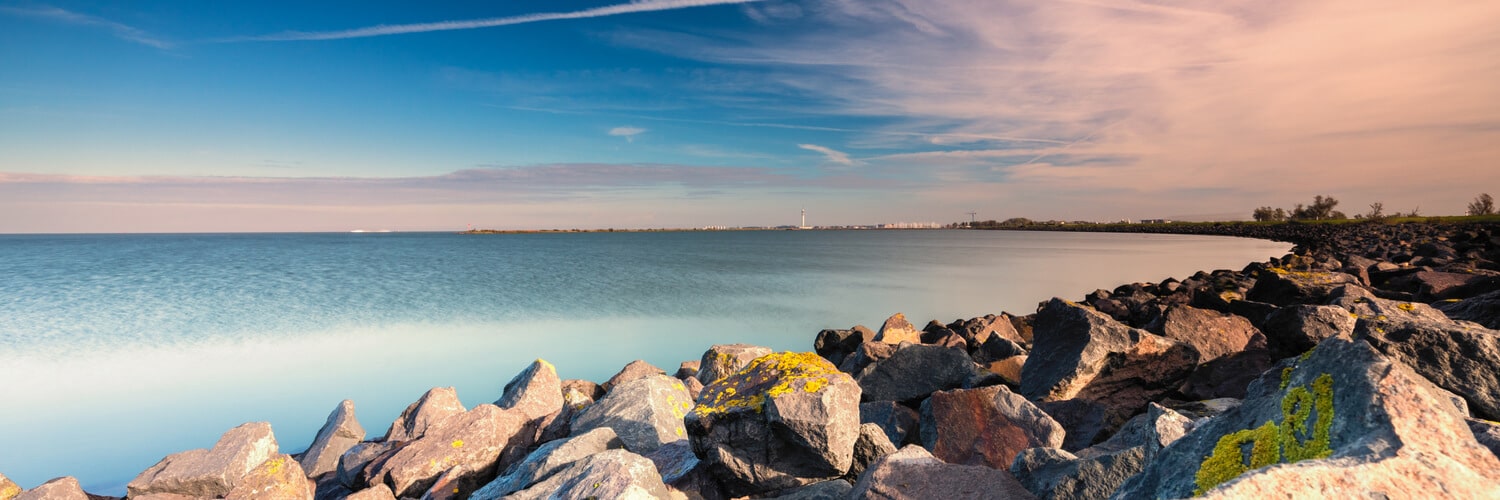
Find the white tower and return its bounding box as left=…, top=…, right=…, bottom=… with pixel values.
left=801, top=208, right=806, bottom=228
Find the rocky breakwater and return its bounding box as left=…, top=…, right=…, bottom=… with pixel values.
left=5, top=220, right=1500, bottom=499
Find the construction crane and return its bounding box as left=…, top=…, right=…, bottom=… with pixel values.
left=966, top=212, right=978, bottom=225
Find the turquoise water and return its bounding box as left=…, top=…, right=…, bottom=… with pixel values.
left=0, top=230, right=1289, bottom=493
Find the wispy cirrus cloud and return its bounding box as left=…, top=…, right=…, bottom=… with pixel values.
left=0, top=5, right=172, bottom=49
left=608, top=126, right=647, bottom=142
left=797, top=144, right=854, bottom=166
left=230, top=0, right=765, bottom=42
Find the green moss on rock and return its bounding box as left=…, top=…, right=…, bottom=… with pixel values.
left=1194, top=373, right=1336, bottom=495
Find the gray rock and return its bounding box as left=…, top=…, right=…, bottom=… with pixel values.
left=1037, top=399, right=1110, bottom=452
left=224, top=454, right=314, bottom=500
left=676, top=360, right=701, bottom=380
left=384, top=387, right=465, bottom=442
left=469, top=427, right=623, bottom=500
left=687, top=352, right=862, bottom=497
left=344, top=484, right=397, bottom=500
left=859, top=401, right=921, bottom=446
left=127, top=422, right=280, bottom=498
left=1163, top=398, right=1241, bottom=421
left=1246, top=269, right=1361, bottom=306
left=1077, top=403, right=1190, bottom=459
left=849, top=445, right=1036, bottom=499
left=919, top=385, right=1065, bottom=469
left=502, top=449, right=671, bottom=500
left=298, top=399, right=366, bottom=478
left=336, top=441, right=396, bottom=490
left=972, top=335, right=1028, bottom=365
left=1438, top=290, right=1500, bottom=329
left=495, top=359, right=565, bottom=443
left=369, top=404, right=535, bottom=498
left=559, top=379, right=604, bottom=401
left=645, top=439, right=723, bottom=500
left=848, top=423, right=898, bottom=480
left=601, top=360, right=668, bottom=394
left=697, top=343, right=773, bottom=385
left=14, top=477, right=86, bottom=500
left=1112, top=338, right=1500, bottom=499
left=1146, top=305, right=1265, bottom=362
left=1358, top=316, right=1500, bottom=420
left=1176, top=349, right=1275, bottom=400
left=857, top=344, right=984, bottom=404
left=1011, top=446, right=1148, bottom=500
left=764, top=479, right=853, bottom=499
left=1469, top=418, right=1500, bottom=459
left=836, top=341, right=896, bottom=375
left=1260, top=305, right=1357, bottom=356
left=570, top=374, right=693, bottom=455
left=875, top=312, right=922, bottom=345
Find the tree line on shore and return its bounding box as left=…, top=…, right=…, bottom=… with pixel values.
left=1252, top=193, right=1494, bottom=222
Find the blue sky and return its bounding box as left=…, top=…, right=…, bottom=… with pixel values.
left=2, top=0, right=1498, bottom=232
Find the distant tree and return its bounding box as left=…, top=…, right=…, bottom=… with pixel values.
left=1366, top=202, right=1385, bottom=220
left=1001, top=217, right=1034, bottom=227
left=1469, top=193, right=1495, bottom=216
left=1330, top=210, right=1347, bottom=220
left=1290, top=195, right=1340, bottom=220
left=1252, top=206, right=1279, bottom=221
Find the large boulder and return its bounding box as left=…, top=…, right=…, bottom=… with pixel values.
left=495, top=359, right=565, bottom=442
left=1146, top=305, right=1264, bottom=362
left=601, top=360, right=668, bottom=394
left=501, top=449, right=671, bottom=500
left=570, top=374, right=694, bottom=455
left=849, top=445, right=1035, bottom=499
left=368, top=404, right=534, bottom=498
left=1358, top=316, right=1500, bottom=421
left=875, top=313, right=922, bottom=345
left=1177, top=349, right=1276, bottom=400
left=1077, top=403, right=1191, bottom=460
left=645, top=439, right=724, bottom=500
left=224, top=454, right=314, bottom=500
left=298, top=399, right=365, bottom=478
left=849, top=423, right=899, bottom=480
left=1437, top=289, right=1500, bottom=329
left=335, top=441, right=397, bottom=490
left=1112, top=338, right=1500, bottom=499
left=1384, top=270, right=1499, bottom=301
left=919, top=385, right=1065, bottom=469
left=1246, top=269, right=1360, bottom=306
left=859, top=401, right=921, bottom=446
left=1021, top=299, right=1199, bottom=431
left=127, top=422, right=280, bottom=498
left=383, top=387, right=465, bottom=442
left=697, top=344, right=773, bottom=385
left=856, top=344, right=985, bottom=404
left=1259, top=305, right=1356, bottom=356
left=469, top=427, right=623, bottom=500
left=1038, top=399, right=1110, bottom=452
left=13, top=477, right=86, bottom=500
left=1010, top=446, right=1147, bottom=500
left=687, top=352, right=862, bottom=497
left=0, top=472, right=19, bottom=500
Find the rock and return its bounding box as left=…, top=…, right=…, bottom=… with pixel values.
left=1246, top=269, right=1361, bottom=306
left=469, top=427, right=623, bottom=500
left=224, top=454, right=314, bottom=500
left=560, top=379, right=605, bottom=401
left=645, top=440, right=723, bottom=500
left=13, top=477, right=86, bottom=500
left=336, top=441, right=396, bottom=490
left=570, top=374, right=693, bottom=455
left=1469, top=418, right=1500, bottom=458
left=919, top=385, right=1065, bottom=468
left=1021, top=299, right=1199, bottom=432
left=298, top=399, right=366, bottom=478
left=875, top=313, right=922, bottom=345
left=765, top=479, right=853, bottom=499
left=1078, top=403, right=1190, bottom=459
left=1386, top=270, right=1499, bottom=301
left=984, top=355, right=1027, bottom=386
left=495, top=359, right=565, bottom=442
left=1010, top=446, right=1147, bottom=500
left=602, top=360, right=668, bottom=394
left=1259, top=305, right=1356, bottom=356
left=849, top=423, right=899, bottom=480
left=922, top=330, right=968, bottom=350
left=682, top=376, right=705, bottom=400
left=1113, top=338, right=1500, bottom=499
left=1146, top=305, right=1265, bottom=362
left=344, top=484, right=397, bottom=500
left=1225, top=299, right=1278, bottom=328
left=369, top=404, right=534, bottom=498
left=953, top=314, right=1028, bottom=349
left=0, top=472, right=19, bottom=500
left=127, top=422, right=280, bottom=498
left=849, top=445, right=1035, bottom=499
left=856, top=344, right=985, bottom=404
left=384, top=387, right=465, bottom=442
left=1358, top=317, right=1500, bottom=421
left=1163, top=398, right=1241, bottom=421
left=814, top=328, right=863, bottom=366
left=1037, top=399, right=1110, bottom=452
left=836, top=341, right=896, bottom=375
left=697, top=344, right=773, bottom=385
left=676, top=360, right=701, bottom=379
left=972, top=335, right=1027, bottom=365
left=502, top=449, right=671, bottom=500
left=1438, top=290, right=1500, bottom=329
left=1176, top=349, right=1275, bottom=400
left=859, top=401, right=921, bottom=446
left=687, top=352, right=862, bottom=497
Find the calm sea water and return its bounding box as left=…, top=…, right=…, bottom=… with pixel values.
left=0, top=230, right=1289, bottom=493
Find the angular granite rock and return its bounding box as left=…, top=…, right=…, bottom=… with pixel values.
left=1010, top=446, right=1147, bottom=500
left=0, top=472, right=19, bottom=500
left=1469, top=418, right=1500, bottom=459
left=224, top=454, right=314, bottom=500
left=697, top=344, right=773, bottom=385
left=560, top=379, right=605, bottom=401
left=469, top=427, right=623, bottom=500
left=502, top=449, right=671, bottom=500
left=298, top=399, right=365, bottom=478
left=1146, top=305, right=1265, bottom=362
left=676, top=360, right=701, bottom=380
left=601, top=360, right=668, bottom=395
left=875, top=312, right=922, bottom=345
left=127, top=422, right=280, bottom=498
left=335, top=441, right=397, bottom=490
left=1078, top=403, right=1191, bottom=459
left=848, top=423, right=898, bottom=480
left=1437, top=289, right=1500, bottom=329
left=687, top=352, right=862, bottom=497
left=919, top=385, right=1065, bottom=469
left=984, top=355, right=1027, bottom=387
left=1358, top=316, right=1500, bottom=421
left=1112, top=338, right=1500, bottom=499
left=1176, top=349, right=1275, bottom=400
left=369, top=404, right=534, bottom=498
left=764, top=479, right=853, bottom=500
left=646, top=439, right=724, bottom=500
left=849, top=445, right=1035, bottom=499
left=1037, top=399, right=1110, bottom=452
left=344, top=484, right=397, bottom=500
left=13, top=477, right=86, bottom=500
left=1260, top=305, right=1356, bottom=356
left=836, top=341, right=896, bottom=375
left=859, top=401, right=921, bottom=446
left=495, top=359, right=565, bottom=443
left=384, top=387, right=465, bottom=442
left=857, top=344, right=984, bottom=404
left=570, top=374, right=693, bottom=455
left=1246, top=269, right=1361, bottom=306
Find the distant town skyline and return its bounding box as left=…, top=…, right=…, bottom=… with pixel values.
left=2, top=0, right=1498, bottom=232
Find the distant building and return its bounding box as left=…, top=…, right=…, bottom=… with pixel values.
left=1141, top=219, right=1173, bottom=224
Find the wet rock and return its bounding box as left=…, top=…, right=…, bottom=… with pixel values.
left=369, top=404, right=534, bottom=498
left=469, top=427, right=623, bottom=500
left=495, top=359, right=565, bottom=442
left=225, top=454, right=314, bottom=500
left=859, top=401, right=920, bottom=446
left=0, top=472, right=19, bottom=500
left=1358, top=317, right=1500, bottom=421
left=298, top=399, right=365, bottom=478
left=645, top=440, right=723, bottom=500
left=384, top=387, right=465, bottom=442
left=1436, top=289, right=1500, bottom=329
left=848, top=423, right=898, bottom=480
left=127, top=422, right=280, bottom=498
left=1010, top=446, right=1147, bottom=500
left=765, top=479, right=853, bottom=499
left=1246, top=269, right=1360, bottom=306
left=1259, top=305, right=1356, bottom=356
left=601, top=360, right=668, bottom=394
left=876, top=312, right=922, bottom=345
left=836, top=341, right=896, bottom=375
left=687, top=352, right=862, bottom=497
left=697, top=344, right=773, bottom=385
left=13, top=477, right=86, bottom=500
left=919, top=385, right=1065, bottom=468
left=343, top=484, right=397, bottom=500
left=1113, top=338, right=1500, bottom=499
left=336, top=441, right=396, bottom=490
left=502, top=449, right=671, bottom=500
left=1177, top=349, right=1275, bottom=400
left=849, top=445, right=1035, bottom=499
left=570, top=374, right=693, bottom=455
left=856, top=344, right=985, bottom=404
left=1146, top=305, right=1265, bottom=362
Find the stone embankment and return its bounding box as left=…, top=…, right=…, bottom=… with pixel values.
left=6, top=221, right=1500, bottom=499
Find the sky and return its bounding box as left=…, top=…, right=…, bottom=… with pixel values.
left=1, top=0, right=1498, bottom=232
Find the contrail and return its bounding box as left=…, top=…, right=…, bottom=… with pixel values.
left=233, top=0, right=765, bottom=42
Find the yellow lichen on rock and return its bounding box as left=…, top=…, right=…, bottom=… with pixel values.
left=692, top=351, right=841, bottom=417
left=1195, top=421, right=1280, bottom=496
left=1195, top=373, right=1336, bottom=495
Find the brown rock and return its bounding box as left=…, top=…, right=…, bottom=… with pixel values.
left=985, top=355, right=1027, bottom=386
left=602, top=360, right=667, bottom=394
left=836, top=341, right=896, bottom=375
left=559, top=379, right=605, bottom=401
left=127, top=422, right=280, bottom=498
left=370, top=404, right=534, bottom=498
left=13, top=477, right=86, bottom=500
left=384, top=387, right=465, bottom=442
left=297, top=399, right=365, bottom=478
left=224, top=454, right=314, bottom=500
left=849, top=445, right=1036, bottom=499
left=919, top=385, right=1065, bottom=469
left=0, top=472, right=19, bottom=500
left=570, top=375, right=694, bottom=455
left=697, top=344, right=773, bottom=385
left=495, top=359, right=565, bottom=443
left=875, top=312, right=921, bottom=345
left=1147, top=305, right=1265, bottom=362
left=676, top=360, right=701, bottom=379
left=344, top=484, right=397, bottom=500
